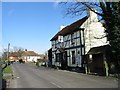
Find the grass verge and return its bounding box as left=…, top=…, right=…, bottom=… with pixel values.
left=3, top=65, right=13, bottom=74
left=3, top=65, right=13, bottom=80
left=3, top=76, right=11, bottom=79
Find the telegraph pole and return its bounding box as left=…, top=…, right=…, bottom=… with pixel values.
left=7, top=43, right=10, bottom=65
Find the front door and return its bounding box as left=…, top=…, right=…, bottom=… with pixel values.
left=61, top=51, right=68, bottom=69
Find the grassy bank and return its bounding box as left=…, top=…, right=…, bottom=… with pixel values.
left=3, top=65, right=13, bottom=79
left=3, top=65, right=13, bottom=74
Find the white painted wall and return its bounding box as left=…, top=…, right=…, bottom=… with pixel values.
left=23, top=56, right=41, bottom=62
left=51, top=10, right=109, bottom=67
left=81, top=10, right=108, bottom=54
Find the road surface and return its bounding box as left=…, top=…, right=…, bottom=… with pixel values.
left=9, top=63, right=118, bottom=88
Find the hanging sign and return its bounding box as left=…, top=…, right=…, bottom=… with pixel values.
left=58, top=35, right=63, bottom=42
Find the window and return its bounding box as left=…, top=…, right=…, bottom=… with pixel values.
left=81, top=30, right=84, bottom=45
left=77, top=38, right=80, bottom=45
left=77, top=31, right=80, bottom=37
left=72, top=51, right=75, bottom=64
left=71, top=33, right=74, bottom=38
left=71, top=33, right=75, bottom=45
left=52, top=54, right=54, bottom=58
left=56, top=54, right=60, bottom=62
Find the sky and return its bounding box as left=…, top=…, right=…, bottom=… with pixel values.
left=0, top=2, right=2, bottom=57
left=2, top=2, right=86, bottom=54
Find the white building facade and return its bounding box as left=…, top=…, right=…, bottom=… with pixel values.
left=22, top=51, right=41, bottom=62
left=22, top=55, right=41, bottom=62
left=50, top=10, right=108, bottom=69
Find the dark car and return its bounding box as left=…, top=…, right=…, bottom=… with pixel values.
left=41, top=60, right=49, bottom=67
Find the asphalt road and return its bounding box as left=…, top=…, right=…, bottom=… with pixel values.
left=9, top=63, right=118, bottom=88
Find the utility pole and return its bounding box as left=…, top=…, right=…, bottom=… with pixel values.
left=7, top=43, right=10, bottom=65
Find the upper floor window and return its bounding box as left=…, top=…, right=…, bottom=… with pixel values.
left=81, top=30, right=84, bottom=45
left=71, top=33, right=75, bottom=45
left=71, top=33, right=74, bottom=39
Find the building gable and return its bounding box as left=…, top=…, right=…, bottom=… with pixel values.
left=50, top=16, right=88, bottom=41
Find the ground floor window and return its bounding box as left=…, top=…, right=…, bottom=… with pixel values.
left=72, top=51, right=75, bottom=64
left=56, top=54, right=60, bottom=62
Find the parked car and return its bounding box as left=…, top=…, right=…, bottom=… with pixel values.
left=41, top=60, right=49, bottom=67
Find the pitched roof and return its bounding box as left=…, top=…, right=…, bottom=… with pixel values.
left=50, top=16, right=88, bottom=41
left=22, top=51, right=39, bottom=56
left=9, top=52, right=19, bottom=57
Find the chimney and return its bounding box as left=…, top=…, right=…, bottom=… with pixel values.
left=59, top=25, right=65, bottom=31
left=87, top=8, right=98, bottom=22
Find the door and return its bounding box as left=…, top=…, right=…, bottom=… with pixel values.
left=61, top=51, right=68, bottom=69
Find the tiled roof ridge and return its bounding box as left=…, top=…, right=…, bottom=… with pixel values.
left=50, top=16, right=88, bottom=41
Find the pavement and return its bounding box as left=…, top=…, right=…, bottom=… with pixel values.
left=8, top=63, right=118, bottom=88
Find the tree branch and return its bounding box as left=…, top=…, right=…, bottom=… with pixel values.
left=81, top=2, right=103, bottom=16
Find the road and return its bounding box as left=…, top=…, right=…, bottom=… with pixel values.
left=9, top=63, right=118, bottom=88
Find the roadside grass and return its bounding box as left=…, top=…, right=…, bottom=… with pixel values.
left=3, top=76, right=11, bottom=79
left=3, top=65, right=13, bottom=79
left=27, top=62, right=36, bottom=66
left=3, top=65, right=13, bottom=74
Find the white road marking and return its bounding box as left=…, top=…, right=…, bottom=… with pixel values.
left=50, top=82, right=62, bottom=88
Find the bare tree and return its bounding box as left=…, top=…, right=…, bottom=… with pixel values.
left=12, top=47, right=24, bottom=59
left=17, top=48, right=24, bottom=59
left=3, top=46, right=24, bottom=60
left=2, top=49, right=8, bottom=60
left=60, top=1, right=118, bottom=35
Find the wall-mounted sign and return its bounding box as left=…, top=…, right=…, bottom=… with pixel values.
left=58, top=35, right=63, bottom=42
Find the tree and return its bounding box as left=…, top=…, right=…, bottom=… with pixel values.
left=11, top=47, right=24, bottom=59
left=2, top=46, right=24, bottom=60
left=2, top=49, right=8, bottom=60
left=60, top=1, right=120, bottom=74
left=17, top=49, right=24, bottom=59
